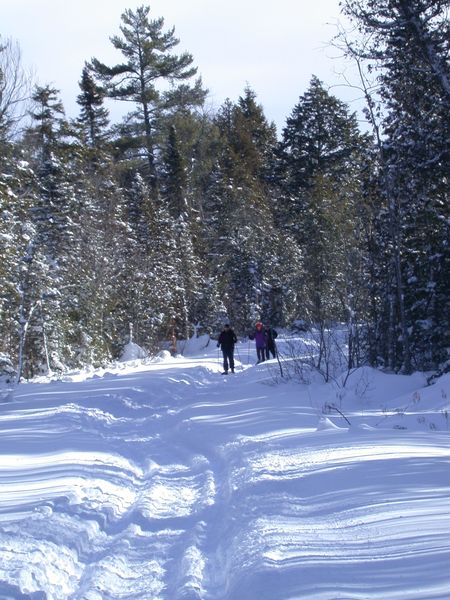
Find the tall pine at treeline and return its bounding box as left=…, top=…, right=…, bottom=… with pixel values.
left=0, top=2, right=448, bottom=379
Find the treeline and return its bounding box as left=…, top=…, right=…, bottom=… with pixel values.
left=0, top=1, right=448, bottom=379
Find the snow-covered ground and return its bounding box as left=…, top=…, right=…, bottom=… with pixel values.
left=0, top=333, right=449, bottom=599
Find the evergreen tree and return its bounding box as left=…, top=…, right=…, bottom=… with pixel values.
left=342, top=0, right=450, bottom=371
left=159, top=123, right=214, bottom=337
left=19, top=85, right=79, bottom=374
left=0, top=147, right=33, bottom=371
left=26, top=85, right=74, bottom=261
left=115, top=172, right=191, bottom=350
left=161, top=124, right=188, bottom=219
left=89, top=5, right=206, bottom=193
left=278, top=77, right=370, bottom=336
left=233, top=86, right=278, bottom=182
left=203, top=89, right=299, bottom=331
left=76, top=65, right=110, bottom=151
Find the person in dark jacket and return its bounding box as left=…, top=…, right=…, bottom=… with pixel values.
left=217, top=324, right=238, bottom=374
left=264, top=324, right=278, bottom=359
left=249, top=321, right=267, bottom=363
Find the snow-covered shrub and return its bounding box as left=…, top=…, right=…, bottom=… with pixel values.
left=0, top=353, right=16, bottom=384
left=119, top=341, right=148, bottom=362
left=278, top=323, right=366, bottom=385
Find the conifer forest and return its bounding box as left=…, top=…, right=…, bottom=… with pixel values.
left=0, top=1, right=449, bottom=380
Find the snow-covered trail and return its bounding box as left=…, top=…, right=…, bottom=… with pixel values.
left=0, top=346, right=449, bottom=599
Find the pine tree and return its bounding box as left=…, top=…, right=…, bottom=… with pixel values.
left=342, top=0, right=450, bottom=371
left=26, top=86, right=73, bottom=260
left=280, top=76, right=360, bottom=191
left=161, top=124, right=188, bottom=219
left=19, top=85, right=79, bottom=374
left=76, top=65, right=110, bottom=151
left=202, top=90, right=298, bottom=331
left=159, top=123, right=214, bottom=337
left=118, top=172, right=187, bottom=350
left=278, top=77, right=370, bottom=338
left=89, top=5, right=206, bottom=193
left=0, top=146, right=32, bottom=370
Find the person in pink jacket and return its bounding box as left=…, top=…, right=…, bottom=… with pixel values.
left=249, top=321, right=267, bottom=363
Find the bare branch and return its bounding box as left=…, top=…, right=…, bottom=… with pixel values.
left=0, top=36, right=32, bottom=139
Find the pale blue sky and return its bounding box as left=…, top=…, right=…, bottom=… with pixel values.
left=1, top=0, right=365, bottom=133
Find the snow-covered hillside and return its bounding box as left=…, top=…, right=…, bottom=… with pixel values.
left=0, top=334, right=449, bottom=599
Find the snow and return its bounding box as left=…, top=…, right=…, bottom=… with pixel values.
left=0, top=333, right=449, bottom=599
left=119, top=341, right=149, bottom=362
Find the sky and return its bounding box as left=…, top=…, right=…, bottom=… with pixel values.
left=0, top=331, right=449, bottom=598
left=1, top=0, right=365, bottom=134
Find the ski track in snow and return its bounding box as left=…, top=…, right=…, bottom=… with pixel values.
left=0, top=351, right=449, bottom=599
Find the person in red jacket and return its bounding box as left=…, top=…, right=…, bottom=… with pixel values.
left=217, top=323, right=238, bottom=374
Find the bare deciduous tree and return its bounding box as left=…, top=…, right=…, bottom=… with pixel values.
left=0, top=36, right=30, bottom=139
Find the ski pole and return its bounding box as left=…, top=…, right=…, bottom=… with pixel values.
left=235, top=345, right=242, bottom=370
left=274, top=342, right=284, bottom=378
